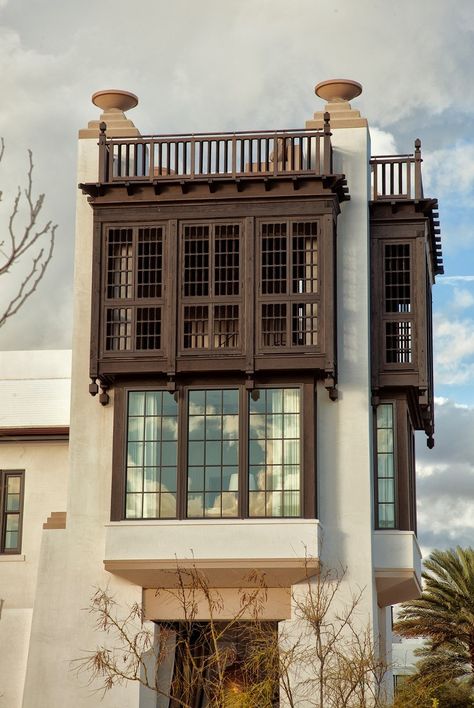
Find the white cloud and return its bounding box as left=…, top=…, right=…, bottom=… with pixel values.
left=434, top=314, right=474, bottom=384
left=369, top=127, right=398, bottom=156
left=452, top=288, right=474, bottom=309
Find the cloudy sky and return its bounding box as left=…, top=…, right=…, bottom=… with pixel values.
left=0, top=0, right=472, bottom=556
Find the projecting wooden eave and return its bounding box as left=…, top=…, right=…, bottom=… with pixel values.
left=79, top=173, right=349, bottom=206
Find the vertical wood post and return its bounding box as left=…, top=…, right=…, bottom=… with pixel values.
left=323, top=112, right=332, bottom=175
left=98, top=122, right=107, bottom=182
left=414, top=138, right=422, bottom=199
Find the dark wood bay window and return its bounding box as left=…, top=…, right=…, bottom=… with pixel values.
left=112, top=381, right=316, bottom=521
left=0, top=470, right=24, bottom=553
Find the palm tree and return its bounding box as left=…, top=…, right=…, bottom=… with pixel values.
left=394, top=546, right=474, bottom=685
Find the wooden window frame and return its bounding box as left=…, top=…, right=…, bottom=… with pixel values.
left=111, top=377, right=316, bottom=521
left=0, top=469, right=25, bottom=554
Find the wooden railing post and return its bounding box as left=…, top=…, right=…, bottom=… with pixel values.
left=414, top=138, right=423, bottom=199
left=98, top=122, right=107, bottom=182
left=323, top=112, right=332, bottom=175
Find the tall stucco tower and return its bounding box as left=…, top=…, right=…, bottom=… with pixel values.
left=6, top=79, right=443, bottom=707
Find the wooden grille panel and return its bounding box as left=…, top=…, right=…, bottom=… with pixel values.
left=180, top=222, right=242, bottom=354
left=258, top=220, right=320, bottom=352
left=104, top=225, right=165, bottom=354
left=383, top=243, right=413, bottom=365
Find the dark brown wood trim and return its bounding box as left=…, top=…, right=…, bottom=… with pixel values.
left=0, top=469, right=25, bottom=554
left=111, top=387, right=126, bottom=521
left=0, top=427, right=69, bottom=440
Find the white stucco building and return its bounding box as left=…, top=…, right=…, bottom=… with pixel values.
left=0, top=79, right=442, bottom=707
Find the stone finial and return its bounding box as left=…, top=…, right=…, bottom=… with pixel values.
left=79, top=88, right=140, bottom=139
left=307, top=78, right=367, bottom=130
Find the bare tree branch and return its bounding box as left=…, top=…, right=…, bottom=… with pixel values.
left=0, top=142, right=56, bottom=328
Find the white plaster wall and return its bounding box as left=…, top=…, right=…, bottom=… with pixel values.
left=22, top=138, right=142, bottom=708
left=317, top=126, right=375, bottom=616
left=0, top=609, right=32, bottom=708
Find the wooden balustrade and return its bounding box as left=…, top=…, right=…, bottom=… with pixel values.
left=97, top=117, right=333, bottom=183
left=370, top=139, right=423, bottom=201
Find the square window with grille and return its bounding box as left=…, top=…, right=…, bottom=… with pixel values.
left=103, top=225, right=164, bottom=354
left=386, top=321, right=412, bottom=364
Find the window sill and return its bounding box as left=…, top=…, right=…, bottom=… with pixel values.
left=106, top=518, right=318, bottom=527
left=0, top=554, right=25, bottom=562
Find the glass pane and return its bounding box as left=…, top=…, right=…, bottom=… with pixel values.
left=223, top=389, right=239, bottom=414
left=143, top=467, right=159, bottom=492
left=206, top=390, right=222, bottom=413
left=5, top=515, right=19, bottom=532
left=205, top=468, right=221, bottom=491
left=249, top=492, right=265, bottom=517
left=126, top=494, right=142, bottom=518
left=378, top=504, right=395, bottom=528
left=222, top=415, right=239, bottom=440
left=378, top=453, right=394, bottom=478
left=129, top=391, right=145, bottom=416
left=267, top=466, right=282, bottom=491
left=143, top=493, right=159, bottom=518
left=162, top=442, right=177, bottom=466
left=187, top=493, right=204, bottom=518
left=127, top=442, right=143, bottom=466
left=249, top=391, right=265, bottom=414
left=284, top=389, right=300, bottom=413
left=188, top=467, right=204, bottom=491
left=145, top=416, right=160, bottom=440
left=188, top=441, right=204, bottom=465
left=205, top=441, right=221, bottom=466
left=127, top=467, right=143, bottom=493
left=145, top=442, right=160, bottom=466
left=267, top=440, right=283, bottom=464
left=161, top=468, right=177, bottom=493
left=205, top=493, right=220, bottom=516
left=249, top=414, right=265, bottom=439
left=267, top=415, right=283, bottom=438
left=6, top=494, right=20, bottom=512
left=377, top=429, right=393, bottom=453
left=266, top=389, right=283, bottom=413
left=189, top=416, right=205, bottom=440
left=221, top=492, right=238, bottom=517
left=222, top=441, right=238, bottom=465
left=249, top=439, right=265, bottom=466
left=145, top=391, right=162, bottom=416
left=377, top=404, right=393, bottom=428
left=378, top=478, right=395, bottom=503
left=284, top=440, right=300, bottom=465
left=223, top=467, right=239, bottom=491
left=206, top=416, right=222, bottom=440
left=160, top=493, right=176, bottom=518
left=284, top=465, right=300, bottom=491
left=128, top=417, right=144, bottom=441
left=189, top=390, right=205, bottom=414
left=266, top=491, right=282, bottom=516
left=161, top=417, right=178, bottom=441
left=7, top=477, right=21, bottom=495
left=162, top=392, right=178, bottom=415
left=250, top=466, right=266, bottom=491
left=284, top=414, right=300, bottom=438
left=284, top=491, right=300, bottom=517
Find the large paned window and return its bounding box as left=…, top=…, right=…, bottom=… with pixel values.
left=375, top=404, right=396, bottom=528
left=125, top=391, right=178, bottom=519
left=0, top=470, right=24, bottom=553
left=187, top=389, right=239, bottom=518
left=118, top=386, right=308, bottom=520
left=248, top=388, right=301, bottom=517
